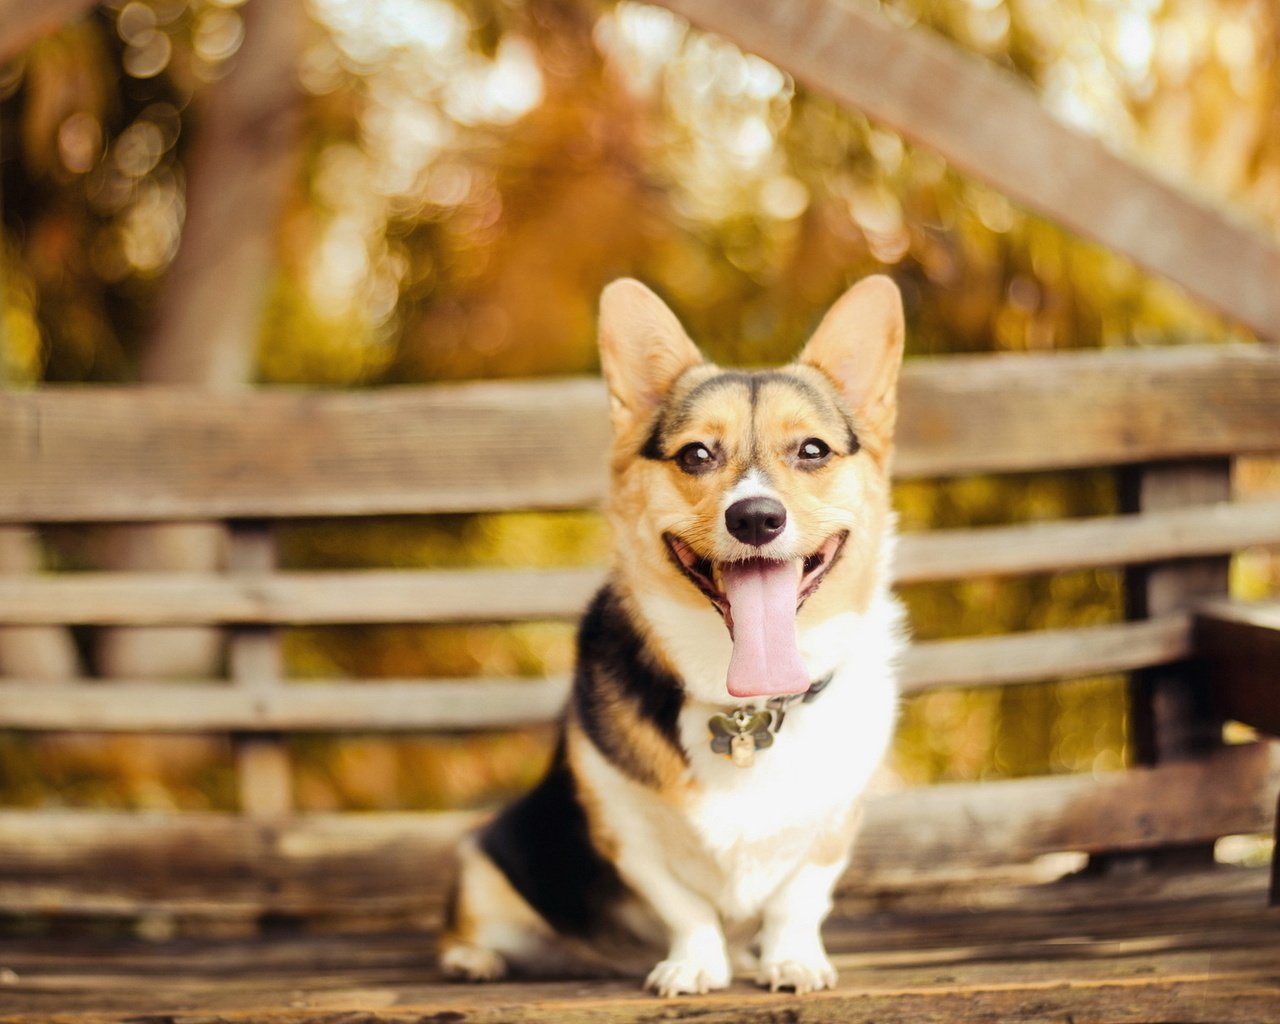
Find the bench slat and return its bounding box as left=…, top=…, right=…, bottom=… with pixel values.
left=0, top=616, right=1191, bottom=732
left=2, top=499, right=1278, bottom=626
left=896, top=497, right=1280, bottom=584
left=4, top=345, right=1279, bottom=522
left=0, top=567, right=607, bottom=626
left=899, top=615, right=1190, bottom=692
left=0, top=678, right=573, bottom=732
left=0, top=743, right=1273, bottom=916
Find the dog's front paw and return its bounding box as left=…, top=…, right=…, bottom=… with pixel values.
left=757, top=953, right=837, bottom=994
left=439, top=941, right=507, bottom=982
left=645, top=956, right=732, bottom=997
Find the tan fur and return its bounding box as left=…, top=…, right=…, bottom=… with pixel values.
left=606, top=365, right=895, bottom=636
left=438, top=836, right=554, bottom=979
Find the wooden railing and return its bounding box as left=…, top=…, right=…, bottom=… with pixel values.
left=2, top=341, right=1279, bottom=923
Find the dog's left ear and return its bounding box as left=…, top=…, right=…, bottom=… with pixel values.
left=798, top=275, right=905, bottom=440
left=598, top=279, right=704, bottom=433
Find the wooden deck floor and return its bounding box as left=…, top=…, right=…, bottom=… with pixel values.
left=2, top=865, right=1277, bottom=1024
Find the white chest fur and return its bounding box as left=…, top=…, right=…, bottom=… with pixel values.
left=676, top=596, right=901, bottom=917
left=583, top=590, right=904, bottom=923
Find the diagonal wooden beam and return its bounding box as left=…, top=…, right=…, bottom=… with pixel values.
left=656, top=0, right=1280, bottom=342
left=0, top=0, right=101, bottom=63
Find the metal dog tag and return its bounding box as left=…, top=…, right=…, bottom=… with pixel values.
left=729, top=732, right=756, bottom=768
left=709, top=708, right=774, bottom=768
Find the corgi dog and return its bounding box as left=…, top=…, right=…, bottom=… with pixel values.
left=439, top=275, right=906, bottom=997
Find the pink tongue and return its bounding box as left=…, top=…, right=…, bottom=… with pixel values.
left=722, top=560, right=810, bottom=698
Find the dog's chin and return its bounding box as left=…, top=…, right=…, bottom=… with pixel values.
left=662, top=531, right=848, bottom=629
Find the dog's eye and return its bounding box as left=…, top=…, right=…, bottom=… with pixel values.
left=675, top=442, right=718, bottom=474
left=798, top=438, right=831, bottom=462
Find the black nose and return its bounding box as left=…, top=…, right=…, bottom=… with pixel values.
left=725, top=496, right=787, bottom=547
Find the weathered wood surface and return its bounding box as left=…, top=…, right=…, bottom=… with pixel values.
left=0, top=615, right=1193, bottom=732
left=894, top=496, right=1280, bottom=585
left=656, top=0, right=1280, bottom=343
left=1197, top=598, right=1280, bottom=736
left=0, top=567, right=608, bottom=626
left=227, top=522, right=293, bottom=817
left=1122, top=461, right=1233, bottom=767
left=0, top=743, right=1274, bottom=922
left=4, top=345, right=1280, bottom=522
left=0, top=866, right=1276, bottom=1023
left=2, top=497, right=1279, bottom=626
left=898, top=613, right=1190, bottom=692
left=0, top=677, right=574, bottom=732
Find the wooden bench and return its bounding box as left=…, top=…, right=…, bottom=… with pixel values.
left=2, top=341, right=1280, bottom=1022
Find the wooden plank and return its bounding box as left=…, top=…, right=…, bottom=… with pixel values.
left=227, top=521, right=293, bottom=817
left=0, top=379, right=612, bottom=522
left=0, top=617, right=1193, bottom=732
left=2, top=498, right=1278, bottom=626
left=0, top=864, right=1276, bottom=1022
left=0, top=926, right=1274, bottom=1024
left=1122, top=461, right=1232, bottom=765
left=861, top=742, right=1280, bottom=873
left=0, top=743, right=1273, bottom=916
left=896, top=345, right=1280, bottom=478
left=0, top=0, right=100, bottom=63
left=655, top=0, right=1280, bottom=342
left=0, top=678, right=575, bottom=732
left=0, top=566, right=608, bottom=625
left=1, top=862, right=1277, bottom=1022
left=0, top=526, right=80, bottom=678
left=4, top=346, right=1280, bottom=522
left=895, top=496, right=1280, bottom=584
left=1196, top=598, right=1280, bottom=736
left=898, top=614, right=1191, bottom=693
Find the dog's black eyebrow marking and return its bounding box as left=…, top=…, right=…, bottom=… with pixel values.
left=639, top=420, right=667, bottom=461
left=639, top=371, right=752, bottom=460
left=778, top=371, right=862, bottom=453
left=756, top=371, right=862, bottom=455
left=669, top=371, right=754, bottom=434
left=639, top=368, right=861, bottom=458
left=843, top=416, right=861, bottom=454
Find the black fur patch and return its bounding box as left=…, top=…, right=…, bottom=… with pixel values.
left=477, top=738, right=626, bottom=939
left=573, top=586, right=688, bottom=788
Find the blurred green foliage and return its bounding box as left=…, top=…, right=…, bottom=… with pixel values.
left=1, top=0, right=1277, bottom=811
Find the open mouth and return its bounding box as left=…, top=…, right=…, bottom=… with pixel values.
left=663, top=530, right=848, bottom=626
left=663, top=530, right=848, bottom=698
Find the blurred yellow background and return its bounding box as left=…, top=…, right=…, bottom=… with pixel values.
left=1, top=0, right=1277, bottom=814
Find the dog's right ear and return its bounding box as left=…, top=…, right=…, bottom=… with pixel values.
left=598, top=279, right=703, bottom=433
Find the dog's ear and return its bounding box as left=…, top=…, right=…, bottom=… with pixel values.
left=797, top=275, right=905, bottom=440
left=598, top=279, right=703, bottom=432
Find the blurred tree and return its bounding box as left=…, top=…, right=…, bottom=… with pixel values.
left=0, top=0, right=101, bottom=64
left=98, top=0, right=302, bottom=680
left=1, top=0, right=1276, bottom=810
left=0, top=0, right=101, bottom=683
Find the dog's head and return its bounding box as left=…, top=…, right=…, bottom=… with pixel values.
left=598, top=276, right=904, bottom=701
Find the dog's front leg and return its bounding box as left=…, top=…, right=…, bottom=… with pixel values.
left=756, top=857, right=845, bottom=994
left=616, top=852, right=731, bottom=997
